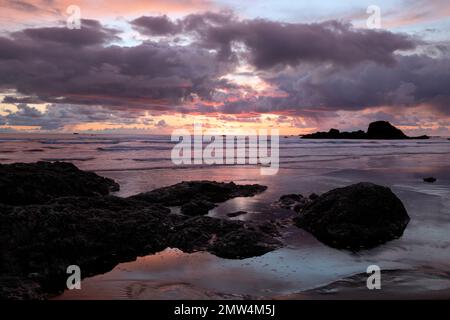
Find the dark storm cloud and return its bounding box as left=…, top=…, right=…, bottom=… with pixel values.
left=216, top=54, right=450, bottom=115
left=12, top=19, right=120, bottom=46
left=0, top=19, right=232, bottom=108
left=201, top=19, right=416, bottom=68
left=2, top=96, right=44, bottom=104
left=282, top=54, right=450, bottom=113
left=181, top=11, right=236, bottom=30
left=2, top=104, right=62, bottom=130
left=1, top=104, right=148, bottom=130
left=241, top=21, right=415, bottom=68
left=132, top=12, right=417, bottom=68
left=131, top=15, right=181, bottom=35
left=130, top=11, right=234, bottom=35
left=1, top=11, right=448, bottom=125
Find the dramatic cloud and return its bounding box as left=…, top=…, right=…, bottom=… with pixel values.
left=132, top=12, right=417, bottom=68
left=4, top=12, right=419, bottom=113
left=131, top=15, right=181, bottom=35
left=1, top=103, right=148, bottom=130
left=0, top=18, right=233, bottom=108
left=13, top=19, right=120, bottom=46
left=0, top=9, right=449, bottom=133
left=2, top=104, right=60, bottom=129
left=211, top=54, right=450, bottom=116
left=237, top=21, right=415, bottom=69
left=267, top=54, right=450, bottom=114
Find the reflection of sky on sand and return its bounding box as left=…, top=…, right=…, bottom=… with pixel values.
left=56, top=244, right=394, bottom=300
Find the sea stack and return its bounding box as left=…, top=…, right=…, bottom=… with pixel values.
left=302, top=121, right=430, bottom=140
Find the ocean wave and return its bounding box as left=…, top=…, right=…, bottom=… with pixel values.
left=40, top=157, right=96, bottom=162
left=132, top=157, right=171, bottom=162
left=40, top=140, right=119, bottom=145
left=97, top=146, right=173, bottom=152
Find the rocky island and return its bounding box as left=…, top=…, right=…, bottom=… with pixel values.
left=301, top=121, right=429, bottom=140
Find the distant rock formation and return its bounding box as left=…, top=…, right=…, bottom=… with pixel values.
left=302, top=121, right=429, bottom=140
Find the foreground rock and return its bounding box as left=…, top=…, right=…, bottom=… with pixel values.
left=276, top=194, right=311, bottom=212
left=302, top=121, right=429, bottom=140
left=129, top=181, right=267, bottom=206
left=0, top=161, right=119, bottom=205
left=0, top=162, right=280, bottom=299
left=1, top=197, right=281, bottom=299
left=294, top=182, right=410, bottom=250
left=227, top=211, right=247, bottom=218
left=181, top=199, right=217, bottom=216
left=169, top=216, right=280, bottom=259
left=278, top=194, right=304, bottom=209
left=275, top=193, right=319, bottom=212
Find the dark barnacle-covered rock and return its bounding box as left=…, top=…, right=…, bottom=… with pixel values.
left=294, top=182, right=410, bottom=250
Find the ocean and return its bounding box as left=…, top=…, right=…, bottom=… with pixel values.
left=1, top=133, right=450, bottom=299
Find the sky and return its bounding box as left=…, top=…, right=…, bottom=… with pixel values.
left=0, top=0, right=449, bottom=135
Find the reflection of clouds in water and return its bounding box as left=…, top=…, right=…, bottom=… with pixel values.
left=57, top=248, right=302, bottom=299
